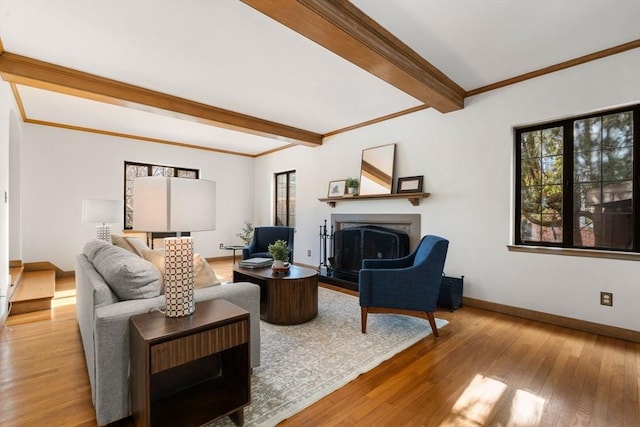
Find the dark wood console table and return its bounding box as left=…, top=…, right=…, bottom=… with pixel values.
left=129, top=299, right=250, bottom=426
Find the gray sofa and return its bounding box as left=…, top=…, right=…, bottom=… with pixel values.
left=76, top=246, right=261, bottom=426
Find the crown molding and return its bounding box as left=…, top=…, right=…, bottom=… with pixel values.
left=241, top=0, right=465, bottom=113
left=466, top=39, right=640, bottom=97
left=0, top=51, right=323, bottom=147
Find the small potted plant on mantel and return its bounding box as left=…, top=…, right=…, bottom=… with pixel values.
left=268, top=239, right=290, bottom=271
left=345, top=177, right=360, bottom=196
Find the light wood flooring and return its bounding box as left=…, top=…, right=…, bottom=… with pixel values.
left=1, top=259, right=639, bottom=426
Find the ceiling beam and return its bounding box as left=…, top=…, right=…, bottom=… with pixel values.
left=0, top=51, right=323, bottom=146
left=241, top=0, right=465, bottom=113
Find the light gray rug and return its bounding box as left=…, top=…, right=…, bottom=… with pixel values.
left=210, top=287, right=447, bottom=427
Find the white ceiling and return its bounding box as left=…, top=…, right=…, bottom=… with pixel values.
left=1, top=0, right=639, bottom=156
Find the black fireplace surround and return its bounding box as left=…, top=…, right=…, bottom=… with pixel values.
left=328, top=225, right=410, bottom=287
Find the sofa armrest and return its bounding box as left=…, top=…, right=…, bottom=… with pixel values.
left=93, top=295, right=166, bottom=425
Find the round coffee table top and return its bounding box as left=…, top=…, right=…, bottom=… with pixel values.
left=232, top=264, right=318, bottom=280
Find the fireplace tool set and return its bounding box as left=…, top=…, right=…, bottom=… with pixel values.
left=318, top=219, right=334, bottom=276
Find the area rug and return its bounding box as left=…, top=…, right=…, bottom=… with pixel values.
left=209, top=287, right=447, bottom=426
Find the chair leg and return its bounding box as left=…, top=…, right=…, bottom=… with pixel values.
left=361, top=307, right=368, bottom=333
left=426, top=312, right=439, bottom=337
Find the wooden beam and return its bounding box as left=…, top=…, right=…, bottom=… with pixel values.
left=0, top=51, right=323, bottom=146
left=241, top=0, right=464, bottom=113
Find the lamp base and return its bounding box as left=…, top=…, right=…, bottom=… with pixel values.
left=96, top=224, right=112, bottom=243
left=164, top=237, right=195, bottom=317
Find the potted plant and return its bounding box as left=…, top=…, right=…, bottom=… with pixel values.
left=236, top=221, right=254, bottom=246
left=268, top=239, right=290, bottom=269
left=345, top=177, right=360, bottom=195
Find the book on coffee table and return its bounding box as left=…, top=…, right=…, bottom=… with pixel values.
left=238, top=257, right=273, bottom=268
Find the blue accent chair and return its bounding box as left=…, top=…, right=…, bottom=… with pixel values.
left=242, top=226, right=295, bottom=263
left=359, top=235, right=449, bottom=337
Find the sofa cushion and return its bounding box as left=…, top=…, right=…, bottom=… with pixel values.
left=84, top=239, right=163, bottom=300
left=111, top=235, right=149, bottom=257
left=142, top=249, right=221, bottom=288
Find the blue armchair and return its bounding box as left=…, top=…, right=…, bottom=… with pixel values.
left=359, top=235, right=449, bottom=337
left=242, top=226, right=295, bottom=263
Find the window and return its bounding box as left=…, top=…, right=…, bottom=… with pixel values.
left=515, top=104, right=639, bottom=252
left=124, top=161, right=198, bottom=229
left=275, top=170, right=295, bottom=227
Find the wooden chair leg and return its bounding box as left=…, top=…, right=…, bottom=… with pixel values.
left=361, top=307, right=368, bottom=333
left=426, top=312, right=439, bottom=337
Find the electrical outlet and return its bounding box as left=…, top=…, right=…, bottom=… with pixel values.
left=219, top=243, right=224, bottom=249
left=307, top=250, right=311, bottom=257
left=600, top=292, right=613, bottom=306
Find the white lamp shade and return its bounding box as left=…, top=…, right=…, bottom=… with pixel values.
left=82, top=199, right=121, bottom=224
left=133, top=177, right=216, bottom=232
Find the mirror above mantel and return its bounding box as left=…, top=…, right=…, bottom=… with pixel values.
left=359, top=143, right=395, bottom=195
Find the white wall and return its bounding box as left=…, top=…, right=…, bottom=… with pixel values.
left=255, top=49, right=640, bottom=332
left=19, top=125, right=255, bottom=271
left=0, top=80, right=22, bottom=321
left=0, top=81, right=11, bottom=319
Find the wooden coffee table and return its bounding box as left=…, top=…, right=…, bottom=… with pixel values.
left=233, top=264, right=318, bottom=325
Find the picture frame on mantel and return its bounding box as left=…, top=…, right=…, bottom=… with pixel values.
left=397, top=176, right=423, bottom=193
left=327, top=179, right=347, bottom=198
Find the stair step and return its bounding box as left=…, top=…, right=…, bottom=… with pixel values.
left=10, top=270, right=56, bottom=315
left=8, top=265, right=25, bottom=301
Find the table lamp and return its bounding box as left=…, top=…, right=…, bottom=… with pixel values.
left=82, top=199, right=121, bottom=244
left=133, top=176, right=216, bottom=317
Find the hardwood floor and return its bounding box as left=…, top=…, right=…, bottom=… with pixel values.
left=1, top=259, right=638, bottom=426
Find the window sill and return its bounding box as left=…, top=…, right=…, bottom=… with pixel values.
left=507, top=245, right=640, bottom=261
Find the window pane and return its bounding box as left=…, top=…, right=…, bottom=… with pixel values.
left=520, top=187, right=541, bottom=242
left=521, top=130, right=541, bottom=159
left=288, top=172, right=296, bottom=227
left=574, top=180, right=633, bottom=250
left=542, top=185, right=563, bottom=214
left=542, top=127, right=563, bottom=156
left=539, top=214, right=563, bottom=243
left=521, top=158, right=540, bottom=187
left=541, top=156, right=562, bottom=185
left=125, top=164, right=150, bottom=229
left=178, top=169, right=197, bottom=178
left=602, top=147, right=632, bottom=181
left=602, top=112, right=632, bottom=150
left=574, top=150, right=601, bottom=183
left=574, top=117, right=601, bottom=153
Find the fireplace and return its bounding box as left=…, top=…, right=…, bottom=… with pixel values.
left=330, top=225, right=409, bottom=282
left=319, top=214, right=420, bottom=291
